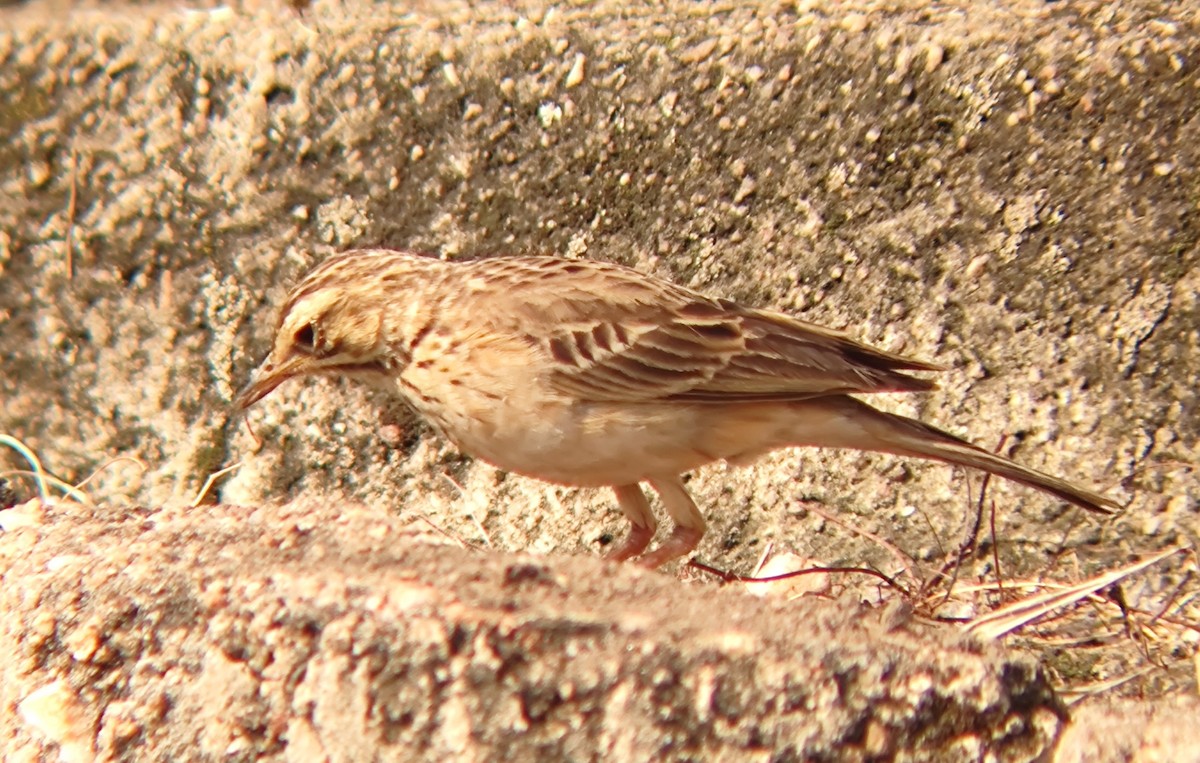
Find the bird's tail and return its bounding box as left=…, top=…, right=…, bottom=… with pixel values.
left=790, top=396, right=1118, bottom=514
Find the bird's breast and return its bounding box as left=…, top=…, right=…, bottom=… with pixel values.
left=425, top=394, right=729, bottom=487
left=394, top=330, right=769, bottom=485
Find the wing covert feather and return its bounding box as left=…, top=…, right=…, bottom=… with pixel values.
left=536, top=298, right=940, bottom=404
left=463, top=256, right=940, bottom=403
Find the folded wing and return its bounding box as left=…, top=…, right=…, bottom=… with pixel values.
left=536, top=295, right=941, bottom=404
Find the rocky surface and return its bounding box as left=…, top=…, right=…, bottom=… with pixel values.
left=1, top=0, right=1197, bottom=760
left=0, top=499, right=1070, bottom=761
left=1057, top=696, right=1200, bottom=763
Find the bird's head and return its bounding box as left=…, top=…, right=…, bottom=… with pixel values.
left=235, top=251, right=426, bottom=409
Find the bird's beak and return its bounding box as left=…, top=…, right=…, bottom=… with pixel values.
left=235, top=355, right=310, bottom=409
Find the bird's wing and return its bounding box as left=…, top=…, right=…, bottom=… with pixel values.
left=538, top=298, right=941, bottom=403
left=471, top=257, right=941, bottom=404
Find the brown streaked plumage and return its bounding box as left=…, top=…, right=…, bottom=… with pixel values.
left=237, top=249, right=1117, bottom=568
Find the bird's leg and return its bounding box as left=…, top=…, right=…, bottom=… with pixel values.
left=636, top=475, right=707, bottom=569
left=607, top=483, right=657, bottom=562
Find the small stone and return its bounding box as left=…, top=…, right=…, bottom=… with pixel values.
left=565, top=54, right=586, bottom=88
left=841, top=13, right=867, bottom=34
left=379, top=424, right=406, bottom=449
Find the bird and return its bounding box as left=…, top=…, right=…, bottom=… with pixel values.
left=236, top=249, right=1117, bottom=568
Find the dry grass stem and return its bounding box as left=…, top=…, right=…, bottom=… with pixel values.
left=1058, top=666, right=1159, bottom=705
left=73, top=455, right=149, bottom=493
left=796, top=500, right=919, bottom=588
left=190, top=461, right=243, bottom=507
left=0, top=434, right=91, bottom=505
left=65, top=147, right=79, bottom=281
left=965, top=547, right=1185, bottom=641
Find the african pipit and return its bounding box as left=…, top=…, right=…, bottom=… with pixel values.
left=237, top=250, right=1117, bottom=568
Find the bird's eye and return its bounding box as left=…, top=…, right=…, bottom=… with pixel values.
left=293, top=324, right=316, bottom=352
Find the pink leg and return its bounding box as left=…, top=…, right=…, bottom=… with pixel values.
left=635, top=475, right=707, bottom=569
left=607, top=484, right=657, bottom=562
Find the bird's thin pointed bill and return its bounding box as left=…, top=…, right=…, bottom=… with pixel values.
left=235, top=359, right=302, bottom=409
